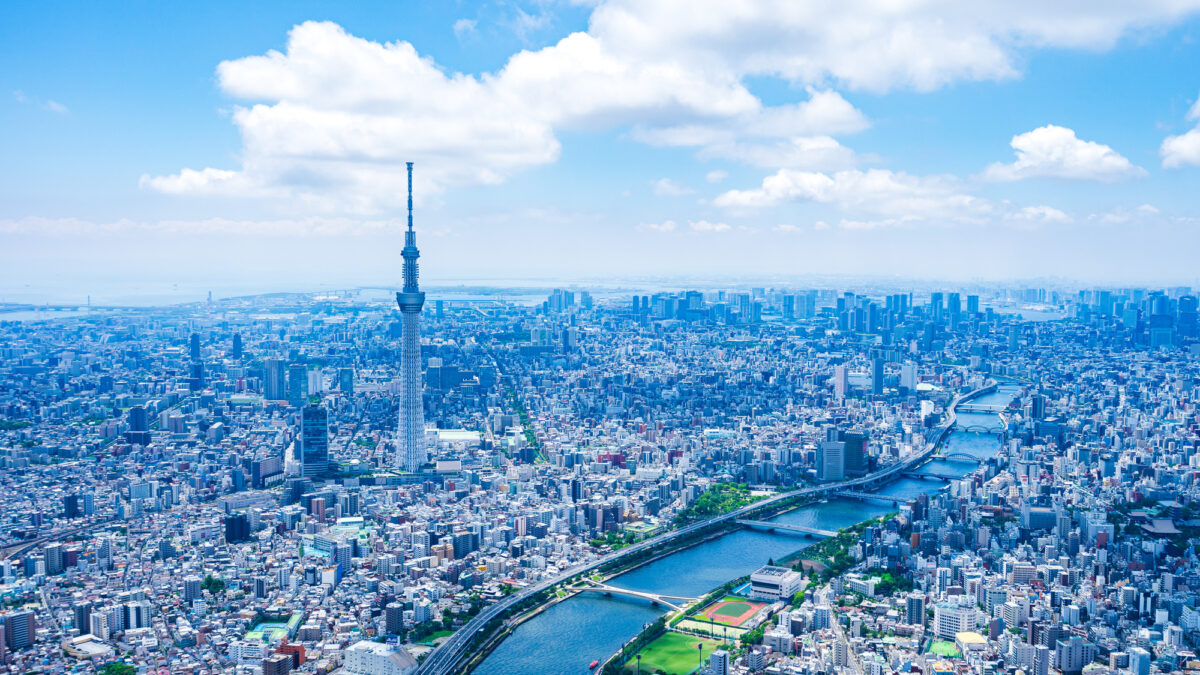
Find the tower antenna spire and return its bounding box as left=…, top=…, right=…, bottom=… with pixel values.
left=407, top=161, right=414, bottom=232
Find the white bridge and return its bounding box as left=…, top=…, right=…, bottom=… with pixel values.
left=955, top=403, right=1008, bottom=413
left=736, top=519, right=837, bottom=537
left=832, top=490, right=906, bottom=506
left=575, top=579, right=697, bottom=611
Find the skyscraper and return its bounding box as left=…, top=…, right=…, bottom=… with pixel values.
left=396, top=162, right=427, bottom=472
left=288, top=363, right=308, bottom=407
left=224, top=513, right=250, bottom=543
left=300, top=402, right=330, bottom=478
left=0, top=610, right=35, bottom=650
left=264, top=359, right=286, bottom=401
left=832, top=364, right=848, bottom=401
left=818, top=440, right=845, bottom=481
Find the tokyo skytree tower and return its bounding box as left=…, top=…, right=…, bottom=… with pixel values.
left=396, top=162, right=427, bottom=472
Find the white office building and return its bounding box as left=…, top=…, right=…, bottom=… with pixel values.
left=749, top=565, right=805, bottom=602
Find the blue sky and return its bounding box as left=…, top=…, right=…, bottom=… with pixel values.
left=4, top=1, right=1200, bottom=302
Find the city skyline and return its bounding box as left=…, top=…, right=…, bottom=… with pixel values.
left=7, top=5, right=1200, bottom=672
left=4, top=1, right=1200, bottom=296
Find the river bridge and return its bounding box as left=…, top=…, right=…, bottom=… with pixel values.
left=903, top=470, right=968, bottom=481
left=832, top=490, right=906, bottom=506
left=955, top=403, right=1008, bottom=414
left=574, top=580, right=697, bottom=611
left=735, top=519, right=837, bottom=537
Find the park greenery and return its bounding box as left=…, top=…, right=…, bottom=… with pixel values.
left=865, top=567, right=914, bottom=596
left=674, top=483, right=763, bottom=525
left=410, top=595, right=487, bottom=642
left=504, top=383, right=546, bottom=462
left=590, top=530, right=640, bottom=550
left=739, top=623, right=765, bottom=646
left=201, top=574, right=226, bottom=595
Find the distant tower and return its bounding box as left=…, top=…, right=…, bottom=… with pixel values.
left=397, top=162, right=427, bottom=472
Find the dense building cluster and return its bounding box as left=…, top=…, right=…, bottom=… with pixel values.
left=0, top=283, right=1197, bottom=675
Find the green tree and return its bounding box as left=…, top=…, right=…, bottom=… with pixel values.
left=201, top=574, right=226, bottom=595
left=101, top=663, right=136, bottom=675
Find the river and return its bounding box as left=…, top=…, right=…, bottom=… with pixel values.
left=473, top=385, right=1019, bottom=675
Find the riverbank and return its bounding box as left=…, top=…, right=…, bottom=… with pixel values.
left=461, top=382, right=1012, bottom=675
left=597, top=513, right=895, bottom=674
left=460, top=498, right=821, bottom=674
left=587, top=383, right=1011, bottom=675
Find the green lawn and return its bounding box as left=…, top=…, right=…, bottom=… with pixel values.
left=928, top=640, right=962, bottom=659
left=625, top=632, right=723, bottom=674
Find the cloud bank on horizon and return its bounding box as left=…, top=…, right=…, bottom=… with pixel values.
left=143, top=1, right=1200, bottom=224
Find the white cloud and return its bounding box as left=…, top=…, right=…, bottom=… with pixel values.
left=453, top=18, right=477, bottom=39
left=1091, top=203, right=1163, bottom=224
left=705, top=170, right=728, bottom=183
left=1161, top=93, right=1200, bottom=168
left=590, top=0, right=1200, bottom=93
left=700, top=135, right=859, bottom=170
left=146, top=21, right=769, bottom=212
left=139, top=168, right=246, bottom=195
left=715, top=168, right=987, bottom=225
left=0, top=216, right=400, bottom=237
left=983, top=125, right=1144, bottom=181
left=651, top=178, right=695, bottom=196
left=1009, top=205, right=1073, bottom=224
left=717, top=167, right=1091, bottom=230
left=631, top=90, right=869, bottom=170
left=689, top=220, right=731, bottom=232
left=146, top=1, right=1200, bottom=212
left=13, top=89, right=68, bottom=114
left=837, top=216, right=920, bottom=230
left=632, top=90, right=868, bottom=146
left=639, top=220, right=678, bottom=232
left=1161, top=128, right=1200, bottom=168
left=773, top=224, right=803, bottom=233
left=508, top=7, right=552, bottom=43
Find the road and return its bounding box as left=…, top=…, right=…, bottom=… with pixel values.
left=0, top=518, right=119, bottom=561
left=413, top=382, right=996, bottom=675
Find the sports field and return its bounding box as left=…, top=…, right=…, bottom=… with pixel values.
left=928, top=640, right=962, bottom=659
left=697, top=596, right=767, bottom=627
left=624, top=632, right=722, bottom=674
